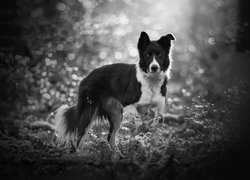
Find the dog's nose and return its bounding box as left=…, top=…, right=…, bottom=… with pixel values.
left=151, top=65, right=159, bottom=72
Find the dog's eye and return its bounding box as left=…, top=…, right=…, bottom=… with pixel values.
left=157, top=52, right=162, bottom=57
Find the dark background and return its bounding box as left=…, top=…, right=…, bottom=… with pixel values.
left=0, top=0, right=250, bottom=179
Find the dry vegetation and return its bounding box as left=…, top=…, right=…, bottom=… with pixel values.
left=0, top=0, right=250, bottom=179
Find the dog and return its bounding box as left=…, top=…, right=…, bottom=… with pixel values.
left=54, top=31, right=175, bottom=160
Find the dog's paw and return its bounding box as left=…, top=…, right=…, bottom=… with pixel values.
left=161, top=113, right=187, bottom=132
left=162, top=113, right=184, bottom=123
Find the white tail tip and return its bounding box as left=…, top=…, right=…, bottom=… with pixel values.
left=54, top=105, right=71, bottom=145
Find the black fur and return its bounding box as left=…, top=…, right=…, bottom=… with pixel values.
left=138, top=32, right=175, bottom=73
left=160, top=77, right=168, bottom=96
left=57, top=31, right=175, bottom=155
left=63, top=63, right=142, bottom=146
left=79, top=64, right=141, bottom=107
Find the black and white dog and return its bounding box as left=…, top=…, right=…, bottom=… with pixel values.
left=54, top=31, right=175, bottom=159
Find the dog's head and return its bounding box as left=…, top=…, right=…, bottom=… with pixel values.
left=137, top=31, right=175, bottom=75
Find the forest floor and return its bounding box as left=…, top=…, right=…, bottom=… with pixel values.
left=1, top=1, right=250, bottom=179
left=1, top=91, right=250, bottom=180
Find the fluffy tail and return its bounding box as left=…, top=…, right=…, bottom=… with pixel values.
left=53, top=105, right=76, bottom=145
left=53, top=103, right=96, bottom=147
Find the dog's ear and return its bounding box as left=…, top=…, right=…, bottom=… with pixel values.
left=138, top=31, right=150, bottom=51
left=158, top=33, right=175, bottom=49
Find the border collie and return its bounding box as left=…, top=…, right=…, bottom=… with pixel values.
left=54, top=31, right=175, bottom=160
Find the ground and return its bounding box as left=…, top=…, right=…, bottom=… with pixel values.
left=0, top=1, right=250, bottom=179
left=1, top=89, right=250, bottom=180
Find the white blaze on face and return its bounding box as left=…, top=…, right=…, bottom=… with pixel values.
left=149, top=56, right=160, bottom=73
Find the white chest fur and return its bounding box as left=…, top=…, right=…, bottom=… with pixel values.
left=135, top=64, right=166, bottom=115
left=137, top=75, right=163, bottom=105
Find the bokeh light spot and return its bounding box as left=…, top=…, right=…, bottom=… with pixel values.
left=56, top=3, right=66, bottom=11
left=128, top=47, right=137, bottom=57
left=72, top=74, right=78, bottom=80
left=56, top=44, right=64, bottom=51
left=118, top=13, right=129, bottom=25
left=114, top=52, right=123, bottom=60
left=188, top=45, right=196, bottom=52
left=99, top=51, right=107, bottom=59
left=208, top=37, right=215, bottom=45
left=68, top=53, right=75, bottom=61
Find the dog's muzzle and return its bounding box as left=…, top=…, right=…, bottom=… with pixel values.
left=149, top=57, right=160, bottom=73
left=150, top=65, right=159, bottom=73
left=149, top=63, right=160, bottom=73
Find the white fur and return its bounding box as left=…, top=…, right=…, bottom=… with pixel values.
left=135, top=63, right=166, bottom=116
left=54, top=105, right=75, bottom=145
left=149, top=56, right=160, bottom=73
left=167, top=46, right=174, bottom=79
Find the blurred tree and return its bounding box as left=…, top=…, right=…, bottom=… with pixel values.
left=0, top=0, right=248, bottom=119
left=0, top=0, right=32, bottom=118
left=0, top=2, right=249, bottom=178
left=0, top=0, right=31, bottom=57
left=237, top=0, right=250, bottom=52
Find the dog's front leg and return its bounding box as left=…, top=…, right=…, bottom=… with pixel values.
left=152, top=96, right=166, bottom=118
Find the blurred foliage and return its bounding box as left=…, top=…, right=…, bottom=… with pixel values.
left=1, top=0, right=250, bottom=178
left=0, top=0, right=246, bottom=118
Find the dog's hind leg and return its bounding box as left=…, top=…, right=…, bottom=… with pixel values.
left=75, top=106, right=95, bottom=149
left=102, top=98, right=124, bottom=160
left=108, top=113, right=123, bottom=160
